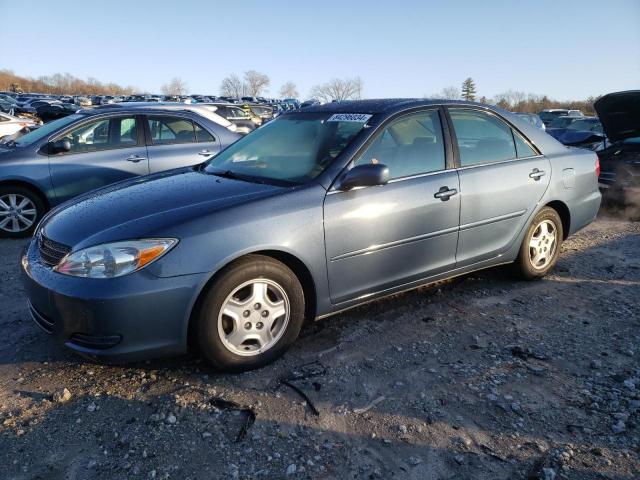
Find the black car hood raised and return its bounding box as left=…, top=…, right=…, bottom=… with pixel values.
left=42, top=167, right=284, bottom=248
left=594, top=90, right=640, bottom=143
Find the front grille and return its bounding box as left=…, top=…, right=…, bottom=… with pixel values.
left=28, top=301, right=54, bottom=334
left=38, top=234, right=71, bottom=267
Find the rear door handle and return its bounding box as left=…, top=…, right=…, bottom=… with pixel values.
left=434, top=186, right=458, bottom=201
left=126, top=155, right=146, bottom=163
left=198, top=149, right=213, bottom=156
left=529, top=168, right=546, bottom=180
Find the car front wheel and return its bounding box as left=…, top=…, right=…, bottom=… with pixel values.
left=514, top=206, right=563, bottom=280
left=196, top=255, right=305, bottom=371
left=0, top=186, right=46, bottom=238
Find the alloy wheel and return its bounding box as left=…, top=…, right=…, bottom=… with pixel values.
left=0, top=194, right=37, bottom=233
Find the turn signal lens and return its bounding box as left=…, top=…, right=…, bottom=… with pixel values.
left=54, top=239, right=177, bottom=278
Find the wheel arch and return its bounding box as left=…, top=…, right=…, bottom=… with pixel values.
left=544, top=200, right=571, bottom=239
left=0, top=179, right=50, bottom=210
left=186, top=249, right=318, bottom=351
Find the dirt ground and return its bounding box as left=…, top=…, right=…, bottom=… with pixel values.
left=0, top=215, right=638, bottom=480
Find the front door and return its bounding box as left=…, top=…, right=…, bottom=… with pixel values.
left=324, top=109, right=460, bottom=304
left=447, top=108, right=551, bottom=266
left=49, top=114, right=148, bottom=203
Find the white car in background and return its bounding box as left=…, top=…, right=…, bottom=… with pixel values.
left=0, top=112, right=36, bottom=139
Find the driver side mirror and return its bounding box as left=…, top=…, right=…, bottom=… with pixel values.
left=48, top=139, right=71, bottom=154
left=338, top=164, right=390, bottom=191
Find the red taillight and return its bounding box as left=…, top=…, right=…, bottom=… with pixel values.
left=18, top=122, right=30, bottom=127
left=595, top=155, right=601, bottom=178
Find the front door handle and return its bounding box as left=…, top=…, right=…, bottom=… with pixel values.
left=529, top=168, right=546, bottom=180
left=126, top=155, right=146, bottom=163
left=198, top=150, right=213, bottom=156
left=434, top=186, right=458, bottom=201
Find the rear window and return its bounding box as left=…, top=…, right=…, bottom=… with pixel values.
left=147, top=116, right=196, bottom=144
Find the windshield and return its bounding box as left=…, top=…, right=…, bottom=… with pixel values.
left=14, top=114, right=84, bottom=147
left=204, top=112, right=369, bottom=185
left=567, top=119, right=602, bottom=134
left=539, top=111, right=567, bottom=122
left=549, top=117, right=574, bottom=128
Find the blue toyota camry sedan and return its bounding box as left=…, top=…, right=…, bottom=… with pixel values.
left=22, top=99, right=602, bottom=371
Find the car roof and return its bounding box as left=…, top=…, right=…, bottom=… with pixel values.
left=297, top=98, right=492, bottom=115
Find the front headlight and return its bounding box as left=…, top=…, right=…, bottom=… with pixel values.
left=54, top=239, right=177, bottom=278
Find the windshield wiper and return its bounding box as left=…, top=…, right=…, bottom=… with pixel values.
left=206, top=169, right=270, bottom=185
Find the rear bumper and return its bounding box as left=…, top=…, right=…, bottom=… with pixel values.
left=567, top=188, right=601, bottom=236
left=21, top=239, right=208, bottom=362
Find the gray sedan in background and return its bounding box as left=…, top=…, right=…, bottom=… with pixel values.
left=0, top=104, right=240, bottom=237
left=22, top=99, right=601, bottom=371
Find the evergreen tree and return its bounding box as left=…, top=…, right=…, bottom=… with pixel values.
left=461, top=78, right=477, bottom=101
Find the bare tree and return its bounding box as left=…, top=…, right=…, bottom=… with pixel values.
left=309, top=77, right=364, bottom=103
left=244, top=70, right=270, bottom=97
left=437, top=86, right=460, bottom=100
left=161, top=77, right=189, bottom=96
left=219, top=74, right=244, bottom=97
left=279, top=81, right=299, bottom=99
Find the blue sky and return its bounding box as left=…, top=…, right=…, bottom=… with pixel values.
left=1, top=0, right=638, bottom=100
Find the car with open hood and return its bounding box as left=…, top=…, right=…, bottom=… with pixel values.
left=594, top=91, right=640, bottom=207
left=22, top=99, right=601, bottom=371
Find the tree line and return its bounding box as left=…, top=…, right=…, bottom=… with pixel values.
left=433, top=77, right=599, bottom=115
left=0, top=69, right=137, bottom=96
left=1, top=69, right=600, bottom=114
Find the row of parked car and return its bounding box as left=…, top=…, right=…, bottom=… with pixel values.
left=0, top=90, right=307, bottom=142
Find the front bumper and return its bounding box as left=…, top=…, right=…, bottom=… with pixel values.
left=21, top=239, right=209, bottom=362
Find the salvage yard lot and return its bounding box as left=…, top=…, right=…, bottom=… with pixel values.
left=0, top=216, right=639, bottom=479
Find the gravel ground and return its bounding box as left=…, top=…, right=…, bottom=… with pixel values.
left=0, top=215, right=639, bottom=480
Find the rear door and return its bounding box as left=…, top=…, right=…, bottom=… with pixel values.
left=447, top=108, right=551, bottom=267
left=48, top=114, right=149, bottom=203
left=324, top=109, right=460, bottom=303
left=144, top=114, right=219, bottom=173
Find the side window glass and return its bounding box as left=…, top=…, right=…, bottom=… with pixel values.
left=147, top=116, right=196, bottom=144
left=513, top=130, right=537, bottom=158
left=114, top=117, right=138, bottom=145
left=62, top=118, right=111, bottom=153
left=354, top=110, right=445, bottom=179
left=194, top=122, right=215, bottom=143
left=449, top=109, right=517, bottom=166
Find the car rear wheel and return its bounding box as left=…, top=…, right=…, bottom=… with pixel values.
left=196, top=255, right=305, bottom=371
left=514, top=206, right=563, bottom=280
left=0, top=186, right=46, bottom=238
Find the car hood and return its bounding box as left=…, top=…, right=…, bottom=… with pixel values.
left=594, top=90, right=640, bottom=143
left=41, top=167, right=285, bottom=248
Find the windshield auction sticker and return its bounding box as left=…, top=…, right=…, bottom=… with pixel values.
left=327, top=113, right=372, bottom=122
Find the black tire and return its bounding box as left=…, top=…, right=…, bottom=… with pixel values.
left=196, top=255, right=305, bottom=372
left=0, top=185, right=46, bottom=238
left=514, top=206, right=564, bottom=280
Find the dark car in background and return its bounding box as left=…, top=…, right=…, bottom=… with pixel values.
left=538, top=109, right=583, bottom=127
left=0, top=105, right=240, bottom=237
left=35, top=102, right=79, bottom=122
left=21, top=99, right=601, bottom=371
left=595, top=91, right=640, bottom=208
left=546, top=116, right=604, bottom=149
left=515, top=113, right=545, bottom=130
